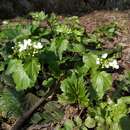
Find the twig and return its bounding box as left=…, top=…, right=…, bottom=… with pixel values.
left=11, top=80, right=60, bottom=130
left=27, top=124, right=51, bottom=130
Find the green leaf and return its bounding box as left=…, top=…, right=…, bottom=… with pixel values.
left=41, top=101, right=64, bottom=123
left=24, top=58, right=40, bottom=83
left=40, top=50, right=60, bottom=75
left=83, top=53, right=98, bottom=71
left=0, top=89, right=22, bottom=118
left=12, top=66, right=32, bottom=90
left=42, top=77, right=54, bottom=88
left=6, top=59, right=22, bottom=75
left=64, top=119, right=74, bottom=130
left=30, top=11, right=47, bottom=21
left=81, top=126, right=88, bottom=130
left=119, top=116, right=130, bottom=130
left=6, top=59, right=32, bottom=90
left=108, top=99, right=127, bottom=123
left=25, top=93, right=40, bottom=109
left=50, top=38, right=68, bottom=60
left=91, top=71, right=112, bottom=99
left=85, top=116, right=96, bottom=128
left=119, top=96, right=130, bottom=104
left=74, top=116, right=82, bottom=126
left=30, top=112, right=42, bottom=124
left=58, top=72, right=88, bottom=107
left=70, top=44, right=85, bottom=53
left=0, top=62, right=5, bottom=72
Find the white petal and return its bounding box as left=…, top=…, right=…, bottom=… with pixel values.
left=113, top=64, right=119, bottom=69
left=101, top=53, right=108, bottom=59
left=112, top=60, right=118, bottom=65
left=23, top=40, right=28, bottom=47
left=108, top=61, right=113, bottom=67
left=96, top=58, right=100, bottom=65
left=105, top=64, right=109, bottom=68
left=96, top=60, right=100, bottom=65
left=27, top=39, right=32, bottom=46
left=36, top=42, right=43, bottom=49
left=19, top=44, right=26, bottom=52
left=23, top=39, right=32, bottom=47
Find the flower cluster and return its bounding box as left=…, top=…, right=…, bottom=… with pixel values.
left=96, top=53, right=119, bottom=69
left=18, top=39, right=43, bottom=52
left=105, top=59, right=119, bottom=69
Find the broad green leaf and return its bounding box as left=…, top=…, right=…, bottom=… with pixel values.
left=50, top=38, right=68, bottom=60
left=85, top=34, right=99, bottom=44
left=85, top=116, right=96, bottom=128
left=119, top=116, right=130, bottom=130
left=0, top=89, right=22, bottom=118
left=39, top=50, right=60, bottom=75
left=25, top=93, right=40, bottom=109
left=30, top=11, right=47, bottom=21
left=64, top=119, right=74, bottom=130
left=109, top=123, right=122, bottom=130
left=76, top=64, right=90, bottom=77
left=6, top=59, right=22, bottom=75
left=91, top=71, right=112, bottom=99
left=83, top=53, right=98, bottom=71
left=74, top=116, right=82, bottom=126
left=41, top=101, right=64, bottom=123
left=1, top=73, right=14, bottom=87
left=96, top=125, right=106, bottom=130
left=42, top=77, right=54, bottom=88
left=81, top=126, right=88, bottom=130
left=30, top=112, right=42, bottom=124
left=119, top=96, right=130, bottom=104
left=108, top=100, right=127, bottom=123
left=70, top=44, right=85, bottom=53
left=6, top=59, right=32, bottom=90
left=58, top=72, right=88, bottom=107
left=12, top=66, right=32, bottom=90
left=24, top=58, right=40, bottom=83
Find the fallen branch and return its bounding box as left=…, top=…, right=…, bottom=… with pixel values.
left=27, top=124, right=51, bottom=130
left=11, top=80, right=60, bottom=130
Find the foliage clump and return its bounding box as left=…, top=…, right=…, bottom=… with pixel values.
left=0, top=11, right=129, bottom=130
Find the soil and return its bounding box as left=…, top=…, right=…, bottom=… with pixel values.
left=79, top=10, right=130, bottom=70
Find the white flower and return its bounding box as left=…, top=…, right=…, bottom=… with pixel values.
left=18, top=39, right=32, bottom=52
left=109, top=59, right=119, bottom=69
left=19, top=44, right=27, bottom=52
left=23, top=39, right=32, bottom=46
left=96, top=58, right=100, bottom=65
left=105, top=64, right=109, bottom=68
left=2, top=21, right=8, bottom=25
left=33, top=42, right=43, bottom=49
left=114, top=64, right=119, bottom=69
left=108, top=61, right=114, bottom=67
left=101, top=53, right=108, bottom=59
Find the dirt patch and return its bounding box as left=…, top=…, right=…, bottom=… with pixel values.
left=80, top=10, right=130, bottom=70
